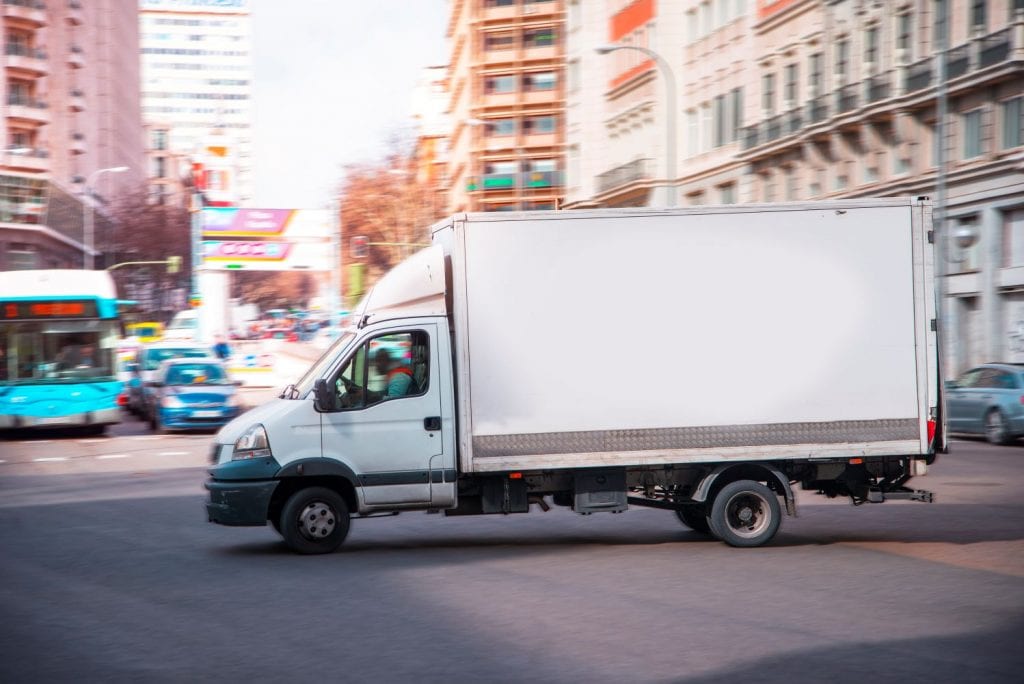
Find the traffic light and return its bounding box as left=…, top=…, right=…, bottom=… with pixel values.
left=166, top=255, right=182, bottom=274
left=351, top=235, right=368, bottom=260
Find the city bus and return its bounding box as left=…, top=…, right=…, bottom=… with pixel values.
left=0, top=270, right=126, bottom=433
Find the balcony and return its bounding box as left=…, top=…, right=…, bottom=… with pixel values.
left=5, top=96, right=50, bottom=125
left=66, top=0, right=82, bottom=25
left=4, top=45, right=48, bottom=77
left=482, top=0, right=517, bottom=21
left=68, top=45, right=84, bottom=69
left=806, top=94, right=830, bottom=125
left=597, top=158, right=653, bottom=195
left=69, top=88, right=85, bottom=112
left=866, top=73, right=891, bottom=104
left=3, top=147, right=49, bottom=172
left=834, top=83, right=859, bottom=115
left=3, top=0, right=47, bottom=27
left=905, top=57, right=932, bottom=93
left=523, top=169, right=561, bottom=189
left=70, top=132, right=86, bottom=155
left=979, top=28, right=1012, bottom=68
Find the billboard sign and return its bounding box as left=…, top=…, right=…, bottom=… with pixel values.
left=201, top=208, right=332, bottom=240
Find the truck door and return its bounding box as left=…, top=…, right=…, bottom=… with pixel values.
left=320, top=324, right=452, bottom=506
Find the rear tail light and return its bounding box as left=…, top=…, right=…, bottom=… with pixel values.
left=117, top=393, right=128, bottom=407
left=927, top=418, right=936, bottom=445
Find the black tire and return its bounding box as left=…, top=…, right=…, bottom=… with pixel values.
left=279, top=486, right=350, bottom=555
left=674, top=505, right=711, bottom=534
left=707, top=480, right=781, bottom=548
left=985, top=409, right=1012, bottom=445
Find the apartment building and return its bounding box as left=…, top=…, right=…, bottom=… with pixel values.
left=1, top=0, right=144, bottom=270
left=446, top=0, right=566, bottom=213
left=412, top=64, right=451, bottom=222
left=139, top=0, right=253, bottom=205
left=565, top=0, right=1023, bottom=374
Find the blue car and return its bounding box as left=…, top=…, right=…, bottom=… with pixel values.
left=946, top=363, right=1024, bottom=444
left=145, top=357, right=242, bottom=433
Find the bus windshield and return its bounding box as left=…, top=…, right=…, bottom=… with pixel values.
left=0, top=319, right=119, bottom=384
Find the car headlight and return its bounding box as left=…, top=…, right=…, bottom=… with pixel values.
left=233, top=423, right=271, bottom=460
left=226, top=394, right=240, bottom=408
left=161, top=395, right=185, bottom=408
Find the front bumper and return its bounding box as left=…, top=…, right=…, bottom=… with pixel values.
left=160, top=406, right=240, bottom=431
left=0, top=406, right=121, bottom=429
left=205, top=479, right=279, bottom=526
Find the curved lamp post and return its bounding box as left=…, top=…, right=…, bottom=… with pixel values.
left=595, top=44, right=678, bottom=207
left=83, top=166, right=128, bottom=269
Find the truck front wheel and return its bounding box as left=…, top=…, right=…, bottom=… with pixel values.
left=707, top=480, right=780, bottom=548
left=279, top=486, right=351, bottom=554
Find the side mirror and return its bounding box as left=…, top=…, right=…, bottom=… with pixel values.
left=314, top=378, right=337, bottom=412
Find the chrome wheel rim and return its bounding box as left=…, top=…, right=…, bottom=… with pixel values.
left=297, top=500, right=337, bottom=541
left=986, top=412, right=1004, bottom=442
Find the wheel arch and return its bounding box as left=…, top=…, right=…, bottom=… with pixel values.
left=693, top=462, right=796, bottom=517
left=270, top=459, right=360, bottom=525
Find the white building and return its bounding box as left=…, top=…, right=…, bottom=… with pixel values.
left=138, top=0, right=254, bottom=203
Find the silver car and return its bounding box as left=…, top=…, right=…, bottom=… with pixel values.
left=946, top=363, right=1024, bottom=444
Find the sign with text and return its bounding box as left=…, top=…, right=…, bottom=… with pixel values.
left=201, top=208, right=332, bottom=240
left=201, top=240, right=332, bottom=271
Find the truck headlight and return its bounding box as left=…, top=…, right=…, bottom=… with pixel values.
left=233, top=423, right=271, bottom=460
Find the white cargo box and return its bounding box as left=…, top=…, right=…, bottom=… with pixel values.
left=432, top=198, right=937, bottom=474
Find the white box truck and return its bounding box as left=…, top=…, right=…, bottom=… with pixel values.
left=206, top=198, right=943, bottom=553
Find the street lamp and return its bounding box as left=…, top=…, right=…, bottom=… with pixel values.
left=466, top=117, right=525, bottom=211
left=595, top=44, right=678, bottom=207
left=83, top=166, right=128, bottom=269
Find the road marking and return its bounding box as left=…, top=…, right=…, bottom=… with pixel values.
left=33, top=457, right=68, bottom=462
left=78, top=439, right=106, bottom=444
left=159, top=451, right=188, bottom=456
left=97, top=454, right=130, bottom=460
left=131, top=436, right=163, bottom=441
left=0, top=459, right=6, bottom=464
left=17, top=440, right=53, bottom=445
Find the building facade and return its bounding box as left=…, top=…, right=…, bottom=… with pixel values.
left=1, top=0, right=144, bottom=270
left=138, top=0, right=254, bottom=204
left=446, top=0, right=566, bottom=213
left=565, top=0, right=1024, bottom=376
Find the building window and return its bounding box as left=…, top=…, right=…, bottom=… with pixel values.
left=700, top=103, right=712, bottom=153
left=524, top=72, right=557, bottom=91
left=713, top=94, right=726, bottom=147
left=686, top=9, right=698, bottom=43
left=762, top=73, right=775, bottom=115
left=523, top=115, right=556, bottom=134
left=485, top=74, right=517, bottom=93
left=485, top=0, right=516, bottom=7
left=686, top=109, right=699, bottom=157
left=6, top=245, right=38, bottom=271
left=969, top=0, right=987, bottom=31
left=864, top=26, right=879, bottom=72
left=1002, top=97, right=1023, bottom=149
left=687, top=190, right=706, bottom=206
left=896, top=13, right=913, bottom=63
left=963, top=109, right=983, bottom=159
left=934, top=0, right=949, bottom=47
left=835, top=39, right=849, bottom=85
left=1004, top=209, right=1024, bottom=268
left=719, top=183, right=736, bottom=204
left=808, top=53, right=823, bottom=97
left=486, top=118, right=516, bottom=136
left=484, top=32, right=515, bottom=50
left=784, top=167, right=798, bottom=200
left=151, top=129, right=168, bottom=151
left=784, top=64, right=798, bottom=107
left=524, top=28, right=556, bottom=48
left=730, top=87, right=743, bottom=142
left=568, top=59, right=580, bottom=93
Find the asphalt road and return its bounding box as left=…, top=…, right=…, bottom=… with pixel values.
left=0, top=434, right=1022, bottom=683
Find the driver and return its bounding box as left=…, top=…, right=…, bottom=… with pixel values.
left=373, top=349, right=413, bottom=398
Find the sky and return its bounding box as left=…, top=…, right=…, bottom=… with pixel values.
left=250, top=0, right=449, bottom=209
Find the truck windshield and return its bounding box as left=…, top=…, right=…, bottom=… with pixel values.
left=292, top=331, right=355, bottom=397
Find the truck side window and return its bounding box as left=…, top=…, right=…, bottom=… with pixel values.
left=333, top=331, right=428, bottom=410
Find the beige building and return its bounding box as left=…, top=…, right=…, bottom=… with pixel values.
left=567, top=0, right=1024, bottom=374
left=446, top=0, right=566, bottom=213
left=1, top=0, right=144, bottom=270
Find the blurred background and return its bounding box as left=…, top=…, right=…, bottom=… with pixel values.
left=0, top=0, right=1022, bottom=375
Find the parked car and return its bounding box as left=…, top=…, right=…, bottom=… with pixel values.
left=946, top=363, right=1024, bottom=444
left=144, top=357, right=241, bottom=433
left=127, top=340, right=214, bottom=416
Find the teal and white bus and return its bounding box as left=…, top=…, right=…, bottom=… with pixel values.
left=0, top=270, right=125, bottom=433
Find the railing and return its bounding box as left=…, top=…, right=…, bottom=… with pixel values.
left=866, top=72, right=891, bottom=103
left=5, top=44, right=46, bottom=59
left=945, top=43, right=970, bottom=79
left=6, top=95, right=48, bottom=108
left=741, top=125, right=759, bottom=150
left=6, top=147, right=49, bottom=158
left=835, top=83, right=859, bottom=114
left=905, top=57, right=932, bottom=92
left=806, top=95, right=829, bottom=124
left=979, top=28, right=1012, bottom=68
left=596, top=158, right=652, bottom=194
left=3, top=0, right=46, bottom=8
left=523, top=170, right=561, bottom=188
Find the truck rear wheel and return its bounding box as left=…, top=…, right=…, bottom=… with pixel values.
left=707, top=480, right=780, bottom=548
left=675, top=505, right=711, bottom=534
left=279, top=486, right=350, bottom=554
